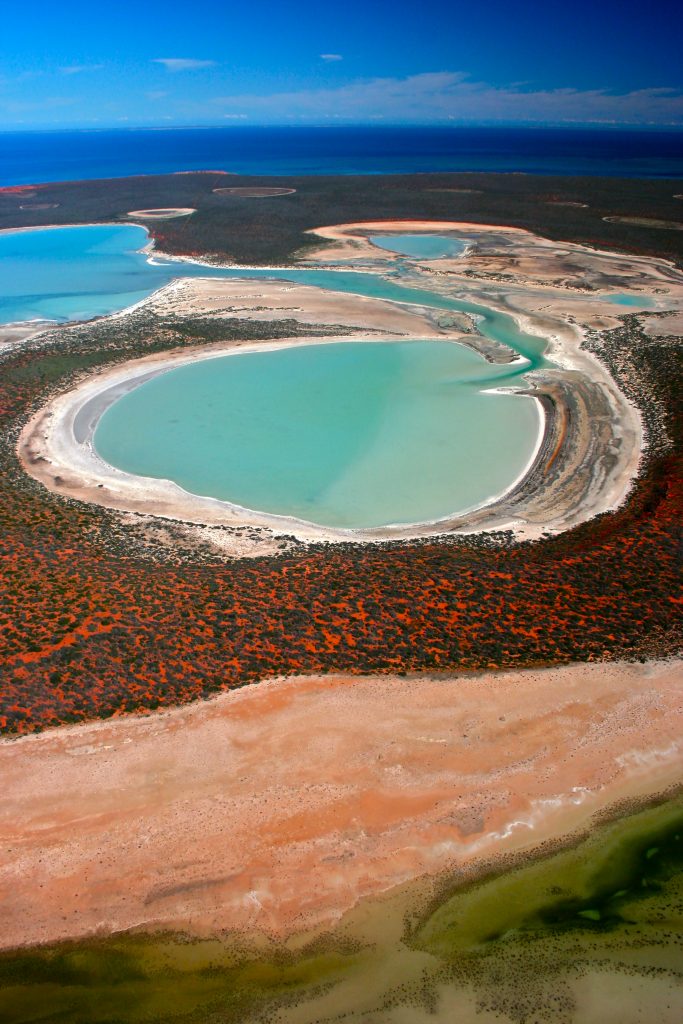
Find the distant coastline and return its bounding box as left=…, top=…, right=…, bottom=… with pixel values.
left=2, top=124, right=683, bottom=187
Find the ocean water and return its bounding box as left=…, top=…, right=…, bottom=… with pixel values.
left=1, top=125, right=683, bottom=186
left=94, top=341, right=540, bottom=529
left=370, top=234, right=468, bottom=259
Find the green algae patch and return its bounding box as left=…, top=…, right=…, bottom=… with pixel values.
left=412, top=797, right=683, bottom=958
left=0, top=934, right=364, bottom=1024
left=2, top=799, right=683, bottom=1023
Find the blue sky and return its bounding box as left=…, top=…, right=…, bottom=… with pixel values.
left=2, top=0, right=683, bottom=129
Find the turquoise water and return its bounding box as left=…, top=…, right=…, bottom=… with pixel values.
left=95, top=341, right=540, bottom=529
left=369, top=234, right=468, bottom=259
left=0, top=225, right=175, bottom=324
left=602, top=292, right=655, bottom=308
left=3, top=223, right=549, bottom=527
left=0, top=225, right=547, bottom=366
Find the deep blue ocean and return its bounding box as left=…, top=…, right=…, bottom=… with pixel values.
left=1, top=126, right=682, bottom=185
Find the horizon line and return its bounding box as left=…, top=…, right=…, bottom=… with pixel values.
left=2, top=120, right=683, bottom=135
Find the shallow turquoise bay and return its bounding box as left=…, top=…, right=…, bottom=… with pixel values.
left=95, top=341, right=541, bottom=529
left=0, top=225, right=170, bottom=324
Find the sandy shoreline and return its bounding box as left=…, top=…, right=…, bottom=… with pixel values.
left=1, top=659, right=680, bottom=951
left=15, top=218, right=673, bottom=548
left=19, top=330, right=550, bottom=544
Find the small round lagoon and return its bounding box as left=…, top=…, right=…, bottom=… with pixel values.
left=600, top=293, right=655, bottom=308
left=94, top=340, right=541, bottom=531
left=369, top=234, right=468, bottom=260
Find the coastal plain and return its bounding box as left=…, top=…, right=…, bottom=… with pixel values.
left=0, top=172, right=682, bottom=1021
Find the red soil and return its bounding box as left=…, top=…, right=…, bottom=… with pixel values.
left=0, top=332, right=680, bottom=736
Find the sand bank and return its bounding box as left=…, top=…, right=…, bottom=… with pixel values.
left=146, top=274, right=457, bottom=336
left=1, top=660, right=680, bottom=950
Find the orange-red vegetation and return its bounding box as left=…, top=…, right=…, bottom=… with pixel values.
left=0, top=330, right=681, bottom=736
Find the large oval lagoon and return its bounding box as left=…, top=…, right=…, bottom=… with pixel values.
left=94, top=340, right=541, bottom=530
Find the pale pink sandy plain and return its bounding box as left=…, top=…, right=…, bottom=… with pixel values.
left=1, top=660, right=680, bottom=951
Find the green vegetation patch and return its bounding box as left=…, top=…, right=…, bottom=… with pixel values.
left=0, top=934, right=363, bottom=1024
left=2, top=799, right=683, bottom=1023
left=412, top=797, right=683, bottom=957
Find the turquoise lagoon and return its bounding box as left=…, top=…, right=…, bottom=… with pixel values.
left=600, top=292, right=655, bottom=308
left=369, top=234, right=467, bottom=259
left=0, top=223, right=547, bottom=362
left=0, top=225, right=175, bottom=325
left=94, top=341, right=540, bottom=529
left=3, top=223, right=547, bottom=528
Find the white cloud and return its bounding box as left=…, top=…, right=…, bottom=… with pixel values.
left=223, top=113, right=248, bottom=119
left=210, top=71, right=683, bottom=125
left=153, top=58, right=217, bottom=72
left=146, top=90, right=168, bottom=101
left=320, top=54, right=343, bottom=62
left=0, top=96, right=76, bottom=114
left=58, top=64, right=104, bottom=75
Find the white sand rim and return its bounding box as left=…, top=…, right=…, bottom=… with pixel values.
left=126, top=208, right=196, bottom=219
left=19, top=332, right=546, bottom=545
left=212, top=187, right=296, bottom=197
